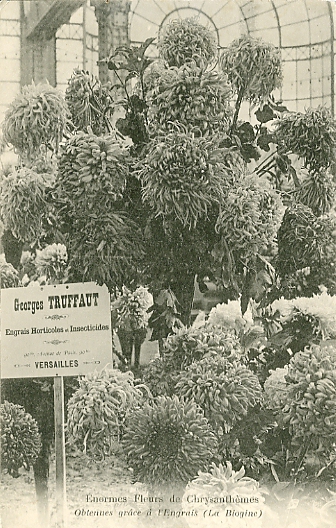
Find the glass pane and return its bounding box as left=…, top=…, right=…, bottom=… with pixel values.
left=0, top=35, right=20, bottom=58
left=70, top=5, right=83, bottom=24
left=282, top=61, right=297, bottom=101
left=86, top=4, right=98, bottom=33
left=323, top=53, right=332, bottom=78
left=130, top=14, right=159, bottom=43
left=297, top=78, right=310, bottom=100
left=322, top=74, right=331, bottom=99
left=250, top=28, right=279, bottom=45
left=311, top=74, right=322, bottom=100
left=0, top=1, right=20, bottom=19
left=310, top=56, right=322, bottom=79
left=219, top=2, right=247, bottom=29
left=0, top=82, right=20, bottom=105
left=0, top=18, right=20, bottom=36
left=306, top=0, right=329, bottom=22
left=276, top=1, right=309, bottom=26
left=0, top=57, right=20, bottom=82
left=297, top=59, right=311, bottom=81
left=199, top=0, right=232, bottom=18
left=218, top=26, right=244, bottom=47
left=281, top=22, right=310, bottom=46
left=310, top=96, right=323, bottom=106
left=310, top=15, right=330, bottom=43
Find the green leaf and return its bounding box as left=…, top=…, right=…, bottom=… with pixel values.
left=255, top=104, right=276, bottom=123
left=125, top=72, right=138, bottom=83
left=240, top=143, right=260, bottom=163
left=107, top=60, right=118, bottom=71
left=137, top=37, right=156, bottom=58
left=237, top=121, right=255, bottom=143
left=257, top=129, right=274, bottom=151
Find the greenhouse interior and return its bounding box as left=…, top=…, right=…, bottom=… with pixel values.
left=1, top=1, right=336, bottom=528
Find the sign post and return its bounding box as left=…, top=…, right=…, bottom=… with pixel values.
left=1, top=282, right=113, bottom=528
left=54, top=375, right=66, bottom=528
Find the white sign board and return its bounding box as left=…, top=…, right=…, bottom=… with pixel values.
left=1, top=282, right=113, bottom=378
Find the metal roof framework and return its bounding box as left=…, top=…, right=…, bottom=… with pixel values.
left=129, top=0, right=336, bottom=113
left=0, top=0, right=335, bottom=115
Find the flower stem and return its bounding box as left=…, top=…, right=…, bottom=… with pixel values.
left=230, top=86, right=245, bottom=136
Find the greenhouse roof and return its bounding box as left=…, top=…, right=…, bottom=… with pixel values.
left=129, top=0, right=335, bottom=49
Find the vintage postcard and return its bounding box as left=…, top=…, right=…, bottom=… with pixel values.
left=0, top=0, right=335, bottom=527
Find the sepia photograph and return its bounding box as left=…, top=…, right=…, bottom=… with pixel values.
left=0, top=0, right=336, bottom=527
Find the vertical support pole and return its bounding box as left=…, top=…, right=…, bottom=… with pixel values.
left=21, top=0, right=57, bottom=88
left=0, top=289, right=2, bottom=476
left=92, top=0, right=131, bottom=84
left=54, top=375, right=67, bottom=528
